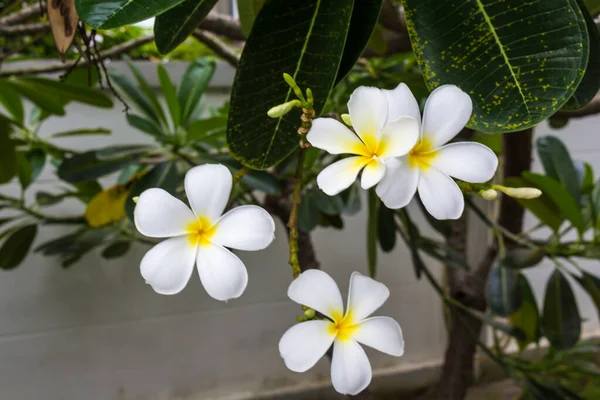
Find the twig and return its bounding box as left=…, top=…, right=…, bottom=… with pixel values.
left=0, top=21, right=50, bottom=36
left=192, top=29, right=239, bottom=68
left=0, top=1, right=45, bottom=24
left=0, top=36, right=154, bottom=77
left=232, top=166, right=250, bottom=184
left=199, top=13, right=245, bottom=41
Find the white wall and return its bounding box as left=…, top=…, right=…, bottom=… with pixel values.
left=0, top=61, right=599, bottom=399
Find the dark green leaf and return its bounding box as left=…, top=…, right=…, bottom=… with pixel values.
left=536, top=136, right=580, bottom=205
left=318, top=213, right=344, bottom=230
left=510, top=273, right=541, bottom=350
left=127, top=114, right=163, bottom=137
left=36, top=191, right=66, bottom=206
left=58, top=152, right=139, bottom=183
left=0, top=224, right=37, bottom=270
left=227, top=0, right=354, bottom=169
left=109, top=70, right=160, bottom=124
left=298, top=192, right=318, bottom=233
left=378, top=202, right=396, bottom=253
left=241, top=171, right=282, bottom=195
left=487, top=263, right=522, bottom=316
left=549, top=116, right=570, bottom=130
left=178, top=59, right=215, bottom=126
left=574, top=272, right=600, bottom=322
left=125, top=161, right=178, bottom=220
left=51, top=128, right=111, bottom=138
left=15, top=152, right=32, bottom=190
left=564, top=0, right=600, bottom=109
left=542, top=269, right=581, bottom=349
left=523, top=172, right=584, bottom=232
left=314, top=190, right=344, bottom=216
left=101, top=241, right=131, bottom=259
left=73, top=181, right=103, bottom=203
left=95, top=145, right=151, bottom=160
left=504, top=177, right=563, bottom=231
left=397, top=209, right=424, bottom=279
left=76, top=0, right=187, bottom=29
left=402, top=0, right=589, bottom=133
left=585, top=0, right=600, bottom=15
left=157, top=64, right=181, bottom=128
left=2, top=80, right=65, bottom=116
left=341, top=182, right=361, bottom=215
left=581, top=162, right=595, bottom=194
left=26, top=150, right=46, bottom=184
left=417, top=197, right=452, bottom=238
left=335, top=0, right=383, bottom=84
left=0, top=84, right=24, bottom=124
left=504, top=247, right=545, bottom=269
left=125, top=59, right=167, bottom=126
left=117, top=164, right=144, bottom=185
left=14, top=77, right=113, bottom=108
left=237, top=0, right=265, bottom=37
left=154, top=0, right=219, bottom=54
left=0, top=119, right=17, bottom=184
left=367, top=190, right=378, bottom=278
left=187, top=116, right=226, bottom=143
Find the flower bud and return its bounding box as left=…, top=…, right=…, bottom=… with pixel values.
left=304, top=308, right=316, bottom=319
left=493, top=185, right=542, bottom=199
left=267, top=100, right=302, bottom=118
left=341, top=113, right=352, bottom=126
left=132, top=196, right=140, bottom=204
left=479, top=189, right=498, bottom=201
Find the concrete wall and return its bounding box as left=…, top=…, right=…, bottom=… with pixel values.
left=0, top=61, right=599, bottom=400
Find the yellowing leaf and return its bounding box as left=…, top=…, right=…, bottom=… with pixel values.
left=48, top=0, right=79, bottom=57
left=85, top=185, right=129, bottom=228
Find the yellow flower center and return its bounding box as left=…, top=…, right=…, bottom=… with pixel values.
left=408, top=137, right=438, bottom=170
left=185, top=217, right=216, bottom=246
left=328, top=311, right=358, bottom=342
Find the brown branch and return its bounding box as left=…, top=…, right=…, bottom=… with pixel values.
left=192, top=29, right=239, bottom=68
left=0, top=1, right=45, bottom=25
left=0, top=35, right=154, bottom=77
left=198, top=13, right=245, bottom=41
left=0, top=21, right=50, bottom=36
left=379, top=0, right=407, bottom=35
left=554, top=95, right=600, bottom=119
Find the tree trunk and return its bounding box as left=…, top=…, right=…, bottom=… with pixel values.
left=437, top=129, right=533, bottom=400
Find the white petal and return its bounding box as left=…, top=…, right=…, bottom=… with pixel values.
left=347, top=86, right=388, bottom=152
left=361, top=158, right=386, bottom=190
left=382, top=83, right=422, bottom=127
left=378, top=116, right=420, bottom=159
left=317, top=156, right=369, bottom=196
left=346, top=272, right=390, bottom=322
left=307, top=118, right=369, bottom=157
left=376, top=157, right=419, bottom=209
left=331, top=339, right=372, bottom=396
left=140, top=236, right=196, bottom=295
left=418, top=167, right=464, bottom=220
left=196, top=244, right=248, bottom=301
left=279, top=320, right=335, bottom=373
left=134, top=188, right=195, bottom=238
left=354, top=317, right=405, bottom=357
left=288, top=269, right=344, bottom=320
left=185, top=164, right=232, bottom=223
left=421, top=85, right=473, bottom=148
left=429, top=142, right=498, bottom=183
left=211, top=205, right=275, bottom=251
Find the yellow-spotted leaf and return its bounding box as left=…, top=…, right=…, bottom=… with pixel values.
left=85, top=185, right=130, bottom=228
left=402, top=0, right=589, bottom=133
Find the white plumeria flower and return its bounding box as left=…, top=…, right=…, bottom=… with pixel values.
left=307, top=86, right=420, bottom=196
left=133, top=164, right=275, bottom=300
left=376, top=84, right=499, bottom=219
left=279, top=270, right=404, bottom=395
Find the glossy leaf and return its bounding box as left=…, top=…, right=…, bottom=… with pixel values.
left=0, top=120, right=17, bottom=184
left=76, top=0, right=187, bottom=29
left=237, top=0, right=265, bottom=37
left=154, top=0, right=219, bottom=54
left=117, top=164, right=144, bottom=185
left=126, top=114, right=163, bottom=138
left=510, top=273, right=541, bottom=350
left=101, top=241, right=131, bottom=259
left=58, top=151, right=139, bottom=183
left=109, top=70, right=160, bottom=124
left=504, top=177, right=563, bottom=232
left=0, top=224, right=37, bottom=270
left=542, top=269, right=581, bottom=349
left=125, top=59, right=167, bottom=126
left=522, top=172, right=584, bottom=232
left=187, top=116, right=226, bottom=143
left=367, top=190, right=379, bottom=278
left=227, top=0, right=354, bottom=169
left=536, top=136, right=580, bottom=205
left=1, top=80, right=65, bottom=116
left=378, top=202, right=396, bottom=253
left=12, top=77, right=113, bottom=108
left=402, top=0, right=589, bottom=132
left=178, top=59, right=215, bottom=126
left=157, top=65, right=181, bottom=129
left=487, top=263, right=522, bottom=316
left=564, top=0, right=600, bottom=109
left=125, top=161, right=178, bottom=221
left=28, top=149, right=48, bottom=184
left=0, top=84, right=24, bottom=124
left=51, top=128, right=111, bottom=138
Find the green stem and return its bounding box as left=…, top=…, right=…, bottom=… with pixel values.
left=367, top=189, right=378, bottom=278
left=287, top=149, right=305, bottom=279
